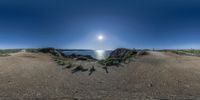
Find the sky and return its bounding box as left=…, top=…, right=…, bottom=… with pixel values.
left=0, top=0, right=200, bottom=49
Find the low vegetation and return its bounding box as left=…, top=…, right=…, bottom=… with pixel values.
left=0, top=49, right=22, bottom=57
left=0, top=48, right=149, bottom=74
left=98, top=48, right=138, bottom=66
left=26, top=49, right=39, bottom=53
left=161, top=49, right=200, bottom=56
left=0, top=49, right=22, bottom=54
left=0, top=53, right=10, bottom=57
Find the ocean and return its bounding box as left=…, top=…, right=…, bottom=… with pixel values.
left=63, top=50, right=112, bottom=60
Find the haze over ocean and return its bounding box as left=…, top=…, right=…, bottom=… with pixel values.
left=0, top=0, right=200, bottom=49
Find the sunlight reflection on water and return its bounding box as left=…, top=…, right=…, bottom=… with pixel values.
left=95, top=50, right=106, bottom=60
left=63, top=50, right=111, bottom=60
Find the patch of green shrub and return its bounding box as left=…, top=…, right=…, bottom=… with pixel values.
left=0, top=49, right=22, bottom=54
left=98, top=48, right=136, bottom=66
left=161, top=49, right=200, bottom=56
left=65, top=62, right=73, bottom=68
left=98, top=58, right=122, bottom=66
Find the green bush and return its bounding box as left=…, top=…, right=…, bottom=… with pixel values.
left=98, top=48, right=136, bottom=66
left=98, top=58, right=122, bottom=66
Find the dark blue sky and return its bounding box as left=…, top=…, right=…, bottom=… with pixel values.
left=0, top=0, right=200, bottom=49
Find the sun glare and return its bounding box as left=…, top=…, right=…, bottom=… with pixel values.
left=95, top=50, right=105, bottom=60
left=97, top=35, right=104, bottom=41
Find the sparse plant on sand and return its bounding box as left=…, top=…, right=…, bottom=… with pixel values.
left=72, top=65, right=88, bottom=73
left=98, top=58, right=121, bottom=66
left=63, top=62, right=73, bottom=69
left=0, top=53, right=10, bottom=57
left=161, top=49, right=200, bottom=56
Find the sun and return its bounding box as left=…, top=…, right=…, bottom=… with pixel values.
left=97, top=35, right=104, bottom=41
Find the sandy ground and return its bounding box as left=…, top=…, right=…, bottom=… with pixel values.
left=1, top=52, right=200, bottom=99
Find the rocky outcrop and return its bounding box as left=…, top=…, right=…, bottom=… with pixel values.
left=38, top=48, right=65, bottom=57
left=39, top=48, right=96, bottom=61
left=99, top=48, right=137, bottom=66
left=109, top=48, right=137, bottom=59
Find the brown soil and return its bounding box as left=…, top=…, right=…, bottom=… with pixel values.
left=1, top=51, right=200, bottom=99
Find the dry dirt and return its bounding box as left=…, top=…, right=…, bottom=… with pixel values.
left=1, top=51, right=200, bottom=100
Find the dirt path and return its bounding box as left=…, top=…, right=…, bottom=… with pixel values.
left=1, top=52, right=200, bottom=99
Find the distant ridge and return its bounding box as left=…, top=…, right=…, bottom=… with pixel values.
left=58, top=49, right=113, bottom=51
left=57, top=49, right=94, bottom=51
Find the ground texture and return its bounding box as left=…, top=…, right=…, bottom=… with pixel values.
left=1, top=52, right=200, bottom=99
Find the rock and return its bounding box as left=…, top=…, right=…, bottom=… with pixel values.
left=38, top=48, right=65, bottom=57
left=109, top=48, right=137, bottom=59
left=148, top=83, right=153, bottom=87
left=39, top=48, right=97, bottom=61
left=98, top=48, right=137, bottom=66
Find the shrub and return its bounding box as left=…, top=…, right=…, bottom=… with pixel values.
left=98, top=48, right=137, bottom=66
left=65, top=62, right=73, bottom=69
